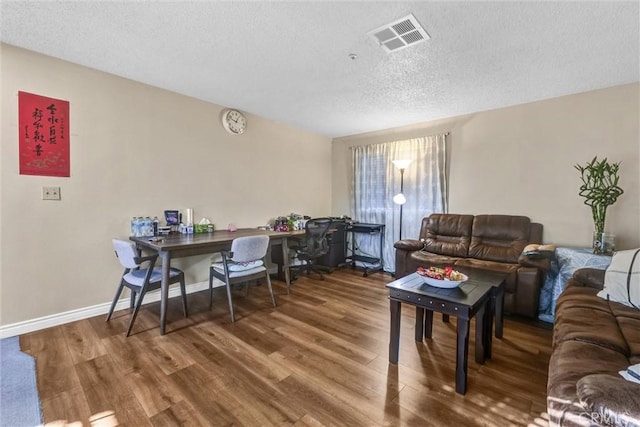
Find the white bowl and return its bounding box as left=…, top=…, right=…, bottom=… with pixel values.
left=420, top=273, right=468, bottom=289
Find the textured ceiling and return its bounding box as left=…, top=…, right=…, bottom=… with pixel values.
left=1, top=1, right=639, bottom=138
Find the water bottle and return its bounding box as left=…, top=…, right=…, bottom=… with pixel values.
left=152, top=216, right=159, bottom=236
left=130, top=217, right=137, bottom=236
left=135, top=217, right=143, bottom=237
left=143, top=217, right=153, bottom=237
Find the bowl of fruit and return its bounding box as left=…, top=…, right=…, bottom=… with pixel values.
left=416, top=266, right=468, bottom=288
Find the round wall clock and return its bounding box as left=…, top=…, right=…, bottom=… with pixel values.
left=221, top=109, right=247, bottom=135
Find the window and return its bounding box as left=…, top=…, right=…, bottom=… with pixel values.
left=351, top=134, right=448, bottom=272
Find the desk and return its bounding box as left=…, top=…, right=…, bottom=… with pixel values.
left=387, top=272, right=493, bottom=394
left=346, top=223, right=385, bottom=276
left=130, top=228, right=304, bottom=335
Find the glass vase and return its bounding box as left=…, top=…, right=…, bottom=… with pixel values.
left=593, top=231, right=615, bottom=255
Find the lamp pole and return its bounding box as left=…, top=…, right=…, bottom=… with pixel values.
left=392, top=159, right=412, bottom=241
left=398, top=167, right=405, bottom=240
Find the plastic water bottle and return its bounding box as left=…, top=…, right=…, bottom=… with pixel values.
left=135, top=217, right=143, bottom=237
left=152, top=216, right=159, bottom=236
left=143, top=217, right=153, bottom=237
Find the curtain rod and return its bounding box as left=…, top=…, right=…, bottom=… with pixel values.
left=346, top=131, right=450, bottom=149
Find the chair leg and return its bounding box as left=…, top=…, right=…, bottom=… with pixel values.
left=209, top=268, right=214, bottom=310
left=307, top=262, right=324, bottom=280
left=130, top=287, right=136, bottom=310
left=106, top=282, right=125, bottom=321
left=265, top=273, right=277, bottom=308
left=313, top=264, right=325, bottom=280
left=126, top=288, right=145, bottom=337
left=179, top=274, right=188, bottom=318
left=225, top=279, right=235, bottom=322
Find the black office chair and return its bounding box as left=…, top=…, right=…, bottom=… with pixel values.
left=292, top=218, right=333, bottom=280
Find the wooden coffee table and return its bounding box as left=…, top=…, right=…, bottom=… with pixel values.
left=387, top=272, right=500, bottom=394
left=437, top=266, right=508, bottom=358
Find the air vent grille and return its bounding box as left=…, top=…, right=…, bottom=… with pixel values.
left=368, top=14, right=430, bottom=53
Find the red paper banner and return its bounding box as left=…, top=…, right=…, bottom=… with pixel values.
left=18, top=91, right=70, bottom=177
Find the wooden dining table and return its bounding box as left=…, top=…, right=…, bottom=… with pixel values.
left=130, top=228, right=304, bottom=335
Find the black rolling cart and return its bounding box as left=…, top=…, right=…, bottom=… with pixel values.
left=346, top=223, right=385, bottom=276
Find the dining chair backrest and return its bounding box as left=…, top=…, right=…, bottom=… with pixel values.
left=229, top=235, right=270, bottom=263
left=112, top=239, right=140, bottom=269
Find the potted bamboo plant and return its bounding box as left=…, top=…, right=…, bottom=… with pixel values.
left=574, top=157, right=624, bottom=254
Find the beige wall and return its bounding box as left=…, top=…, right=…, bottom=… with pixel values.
left=0, top=44, right=332, bottom=326
left=333, top=83, right=640, bottom=250
left=2, top=42, right=638, bottom=329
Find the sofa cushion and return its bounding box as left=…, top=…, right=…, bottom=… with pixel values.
left=567, top=268, right=606, bottom=290
left=598, top=248, right=640, bottom=308
left=613, top=306, right=640, bottom=360
left=468, top=215, right=530, bottom=263
left=454, top=258, right=518, bottom=293
left=576, top=374, right=640, bottom=427
left=547, top=339, right=630, bottom=427
left=554, top=286, right=630, bottom=354
left=422, top=214, right=474, bottom=258
left=408, top=251, right=464, bottom=269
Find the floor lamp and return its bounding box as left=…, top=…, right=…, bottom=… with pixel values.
left=392, top=159, right=412, bottom=240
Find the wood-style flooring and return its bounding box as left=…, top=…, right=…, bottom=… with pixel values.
left=20, top=268, right=553, bottom=427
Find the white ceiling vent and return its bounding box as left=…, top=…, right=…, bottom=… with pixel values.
left=368, top=14, right=430, bottom=53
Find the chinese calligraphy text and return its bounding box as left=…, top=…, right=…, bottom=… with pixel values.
left=18, top=91, right=70, bottom=177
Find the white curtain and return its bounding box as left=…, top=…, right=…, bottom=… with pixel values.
left=350, top=134, right=448, bottom=272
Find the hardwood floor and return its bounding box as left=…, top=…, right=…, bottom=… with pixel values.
left=21, top=269, right=553, bottom=427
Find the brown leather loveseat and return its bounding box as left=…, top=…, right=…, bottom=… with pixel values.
left=547, top=268, right=640, bottom=426
left=394, top=213, right=544, bottom=318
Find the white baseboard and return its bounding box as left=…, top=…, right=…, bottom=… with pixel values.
left=0, top=280, right=224, bottom=339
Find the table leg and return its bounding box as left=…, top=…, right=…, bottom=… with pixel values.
left=415, top=307, right=424, bottom=342
left=424, top=310, right=434, bottom=339
left=495, top=286, right=505, bottom=338
left=475, top=302, right=486, bottom=364
left=160, top=250, right=171, bottom=336
left=485, top=294, right=495, bottom=360
left=484, top=297, right=494, bottom=360
left=389, top=299, right=401, bottom=364
left=455, top=317, right=470, bottom=394
left=282, top=237, right=291, bottom=294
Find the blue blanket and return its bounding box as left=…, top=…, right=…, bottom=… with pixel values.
left=538, top=247, right=612, bottom=323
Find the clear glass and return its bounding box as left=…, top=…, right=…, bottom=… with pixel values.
left=593, top=231, right=615, bottom=255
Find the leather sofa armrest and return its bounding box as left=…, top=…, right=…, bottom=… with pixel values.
left=577, top=374, right=640, bottom=423
left=394, top=239, right=424, bottom=278
left=572, top=268, right=606, bottom=290
left=518, top=255, right=551, bottom=272
left=514, top=267, right=543, bottom=318
left=393, top=239, right=424, bottom=252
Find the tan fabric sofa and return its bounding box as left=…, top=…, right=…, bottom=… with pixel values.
left=393, top=213, right=545, bottom=318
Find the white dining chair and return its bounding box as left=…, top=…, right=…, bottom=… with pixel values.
left=107, top=239, right=188, bottom=336
left=209, top=235, right=276, bottom=322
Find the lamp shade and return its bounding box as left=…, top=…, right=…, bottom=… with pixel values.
left=392, top=159, right=412, bottom=170
left=393, top=193, right=407, bottom=205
